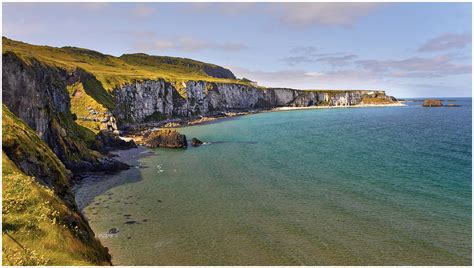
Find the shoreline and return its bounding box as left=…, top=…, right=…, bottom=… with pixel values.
left=178, top=102, right=407, bottom=127
left=121, top=102, right=406, bottom=137
left=73, top=146, right=151, bottom=210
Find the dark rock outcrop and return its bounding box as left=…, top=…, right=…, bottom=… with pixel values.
left=91, top=130, right=137, bottom=154
left=423, top=99, right=443, bottom=107
left=142, top=129, right=187, bottom=148
left=191, top=137, right=203, bottom=147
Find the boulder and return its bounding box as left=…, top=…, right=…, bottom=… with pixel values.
left=143, top=129, right=187, bottom=148
left=423, top=99, right=443, bottom=107
left=91, top=130, right=137, bottom=154
left=191, top=137, right=203, bottom=147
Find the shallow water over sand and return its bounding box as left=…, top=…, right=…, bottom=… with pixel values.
left=74, top=99, right=472, bottom=265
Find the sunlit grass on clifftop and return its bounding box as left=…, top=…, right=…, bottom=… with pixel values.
left=2, top=37, right=253, bottom=92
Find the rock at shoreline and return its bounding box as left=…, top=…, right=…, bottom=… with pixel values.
left=423, top=99, right=443, bottom=107
left=96, top=156, right=130, bottom=171
left=191, top=137, right=203, bottom=147
left=91, top=130, right=137, bottom=154
left=143, top=129, right=187, bottom=148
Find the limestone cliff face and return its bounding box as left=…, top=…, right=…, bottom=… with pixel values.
left=113, top=79, right=395, bottom=125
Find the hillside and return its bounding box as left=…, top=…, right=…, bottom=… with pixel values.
left=2, top=37, right=247, bottom=91
left=2, top=106, right=111, bottom=265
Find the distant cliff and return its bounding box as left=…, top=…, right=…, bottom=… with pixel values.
left=113, top=80, right=395, bottom=125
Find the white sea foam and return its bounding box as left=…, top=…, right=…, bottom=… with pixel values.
left=156, top=164, right=164, bottom=173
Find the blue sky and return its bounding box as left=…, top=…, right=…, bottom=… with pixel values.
left=3, top=2, right=472, bottom=97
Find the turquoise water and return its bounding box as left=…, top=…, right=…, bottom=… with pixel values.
left=75, top=99, right=472, bottom=265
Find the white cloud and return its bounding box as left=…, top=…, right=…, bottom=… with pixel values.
left=417, top=33, right=471, bottom=52
left=232, top=51, right=471, bottom=93
left=282, top=48, right=357, bottom=66
left=356, top=54, right=471, bottom=77
left=132, top=36, right=249, bottom=53
left=271, top=3, right=385, bottom=27
left=185, top=3, right=384, bottom=28
left=232, top=66, right=380, bottom=90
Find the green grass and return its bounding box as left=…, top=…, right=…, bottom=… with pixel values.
left=67, top=81, right=108, bottom=133
left=2, top=153, right=110, bottom=265
left=361, top=97, right=392, bottom=104
left=2, top=37, right=253, bottom=92
left=2, top=106, right=110, bottom=265
left=2, top=106, right=71, bottom=189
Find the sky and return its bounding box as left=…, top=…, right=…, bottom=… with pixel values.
left=3, top=2, right=472, bottom=97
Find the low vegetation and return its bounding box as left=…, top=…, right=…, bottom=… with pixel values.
left=2, top=154, right=107, bottom=265
left=2, top=37, right=253, bottom=92
left=2, top=106, right=110, bottom=265
left=361, top=97, right=392, bottom=104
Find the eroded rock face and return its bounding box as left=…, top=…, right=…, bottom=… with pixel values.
left=113, top=80, right=396, bottom=126
left=142, top=129, right=187, bottom=148
left=91, top=130, right=137, bottom=154
left=423, top=99, right=443, bottom=107
left=2, top=52, right=70, bottom=141
left=2, top=52, right=128, bottom=172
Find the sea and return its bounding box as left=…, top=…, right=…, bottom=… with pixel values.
left=74, top=98, right=472, bottom=265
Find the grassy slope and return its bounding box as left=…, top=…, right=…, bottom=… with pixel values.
left=2, top=106, right=109, bottom=265
left=2, top=37, right=250, bottom=92
left=361, top=97, right=393, bottom=104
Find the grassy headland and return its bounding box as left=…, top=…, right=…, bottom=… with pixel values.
left=2, top=106, right=111, bottom=265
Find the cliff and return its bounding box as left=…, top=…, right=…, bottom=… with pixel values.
left=114, top=80, right=395, bottom=125
left=2, top=51, right=128, bottom=172
left=2, top=106, right=111, bottom=265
